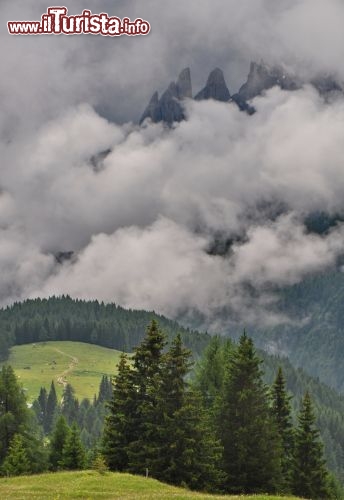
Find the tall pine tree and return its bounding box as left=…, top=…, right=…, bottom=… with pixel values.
left=218, top=333, right=282, bottom=494
left=61, top=384, right=79, bottom=425
left=126, top=320, right=167, bottom=474
left=271, top=367, right=294, bottom=491
left=150, top=334, right=223, bottom=491
left=0, top=365, right=28, bottom=463
left=1, top=434, right=30, bottom=476
left=45, top=381, right=58, bottom=434
left=61, top=422, right=86, bottom=470
left=292, top=392, right=331, bottom=499
left=37, top=387, right=47, bottom=428
left=102, top=353, right=134, bottom=471
left=49, top=415, right=70, bottom=470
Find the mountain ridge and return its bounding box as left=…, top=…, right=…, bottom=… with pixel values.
left=140, top=61, right=343, bottom=125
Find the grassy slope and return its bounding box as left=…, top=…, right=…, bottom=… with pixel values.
left=4, top=341, right=123, bottom=402
left=0, top=471, right=302, bottom=500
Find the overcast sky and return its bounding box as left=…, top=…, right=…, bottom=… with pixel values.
left=1, top=1, right=344, bottom=331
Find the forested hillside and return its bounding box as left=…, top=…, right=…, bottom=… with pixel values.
left=2, top=295, right=344, bottom=488
left=0, top=296, right=209, bottom=361
left=194, top=336, right=344, bottom=485
left=250, top=270, right=344, bottom=393
left=257, top=350, right=344, bottom=483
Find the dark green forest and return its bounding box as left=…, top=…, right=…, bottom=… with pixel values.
left=1, top=297, right=344, bottom=496
left=1, top=323, right=341, bottom=499
left=0, top=296, right=209, bottom=361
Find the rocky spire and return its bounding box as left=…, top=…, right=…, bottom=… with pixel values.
left=158, top=82, right=185, bottom=124
left=194, top=68, right=231, bottom=102
left=236, top=61, right=300, bottom=101
left=176, top=67, right=192, bottom=99
left=139, top=91, right=161, bottom=125
left=139, top=70, right=191, bottom=125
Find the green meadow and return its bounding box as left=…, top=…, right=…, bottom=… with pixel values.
left=3, top=341, right=124, bottom=402
left=0, top=471, right=303, bottom=500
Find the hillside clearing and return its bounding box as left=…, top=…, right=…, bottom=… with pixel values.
left=0, top=471, right=302, bottom=499
left=3, top=341, right=124, bottom=401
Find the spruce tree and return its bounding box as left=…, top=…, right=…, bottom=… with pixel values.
left=126, top=320, right=167, bottom=474
left=1, top=434, right=30, bottom=476
left=218, top=333, right=282, bottom=494
left=271, top=367, right=294, bottom=490
left=194, top=336, right=233, bottom=408
left=21, top=411, right=49, bottom=474
left=151, top=334, right=223, bottom=491
left=45, top=381, right=58, bottom=434
left=102, top=353, right=134, bottom=471
left=292, top=392, right=331, bottom=499
left=0, top=365, right=28, bottom=462
left=61, top=422, right=86, bottom=470
left=61, top=384, right=79, bottom=425
left=49, top=415, right=70, bottom=470
left=97, top=376, right=112, bottom=406
left=37, top=387, right=48, bottom=428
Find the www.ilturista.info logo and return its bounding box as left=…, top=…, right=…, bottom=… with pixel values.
left=7, top=7, right=151, bottom=36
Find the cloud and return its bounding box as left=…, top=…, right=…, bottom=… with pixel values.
left=2, top=1, right=344, bottom=330
left=2, top=0, right=344, bottom=132
left=37, top=218, right=229, bottom=317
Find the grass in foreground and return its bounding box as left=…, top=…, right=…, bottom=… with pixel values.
left=0, top=471, right=303, bottom=500
left=4, top=341, right=124, bottom=401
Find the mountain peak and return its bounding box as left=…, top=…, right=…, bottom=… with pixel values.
left=195, top=68, right=231, bottom=102
left=176, top=67, right=192, bottom=99
left=237, top=61, right=300, bottom=101
left=139, top=91, right=161, bottom=125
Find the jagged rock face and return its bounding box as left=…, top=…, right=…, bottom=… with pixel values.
left=194, top=68, right=231, bottom=102
left=237, top=62, right=300, bottom=101
left=139, top=69, right=191, bottom=125
left=139, top=62, right=343, bottom=127
left=176, top=68, right=192, bottom=99
left=139, top=91, right=161, bottom=124
left=158, top=82, right=185, bottom=124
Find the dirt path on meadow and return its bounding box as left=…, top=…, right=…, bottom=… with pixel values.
left=53, top=348, right=79, bottom=389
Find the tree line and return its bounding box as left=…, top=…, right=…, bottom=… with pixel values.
left=0, top=320, right=343, bottom=498
left=1, top=295, right=344, bottom=482
left=0, top=367, right=111, bottom=475
left=0, top=296, right=209, bottom=361
left=101, top=321, right=341, bottom=498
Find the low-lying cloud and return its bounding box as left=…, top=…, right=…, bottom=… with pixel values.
left=2, top=1, right=344, bottom=331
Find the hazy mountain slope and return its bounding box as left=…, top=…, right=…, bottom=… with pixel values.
left=252, top=270, right=344, bottom=393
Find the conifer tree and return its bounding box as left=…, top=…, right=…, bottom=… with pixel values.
left=92, top=452, right=109, bottom=474
left=194, top=336, right=233, bottom=408
left=49, top=415, right=70, bottom=470
left=292, top=392, right=332, bottom=499
left=0, top=365, right=28, bottom=462
left=126, top=320, right=167, bottom=474
left=102, top=353, right=134, bottom=471
left=1, top=434, right=30, bottom=476
left=45, top=381, right=58, bottom=434
left=61, top=422, right=86, bottom=470
left=97, top=376, right=112, bottom=406
left=271, top=367, right=294, bottom=490
left=61, top=384, right=79, bottom=425
left=218, top=333, right=282, bottom=494
left=21, top=411, right=49, bottom=474
left=150, top=334, right=223, bottom=490
left=37, top=387, right=47, bottom=427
